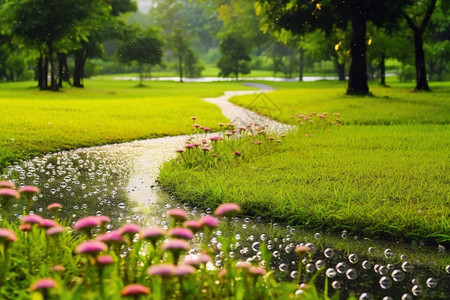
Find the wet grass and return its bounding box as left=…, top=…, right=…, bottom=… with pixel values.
left=159, top=81, right=450, bottom=243
left=0, top=80, right=256, bottom=171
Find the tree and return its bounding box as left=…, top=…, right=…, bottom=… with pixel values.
left=72, top=0, right=137, bottom=88
left=217, top=34, right=251, bottom=80
left=255, top=0, right=411, bottom=95
left=424, top=0, right=449, bottom=81
left=118, top=26, right=163, bottom=86
left=404, top=0, right=437, bottom=91
left=0, top=0, right=103, bottom=91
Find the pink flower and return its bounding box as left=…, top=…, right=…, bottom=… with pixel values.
left=199, top=215, right=219, bottom=228
left=201, top=147, right=211, bottom=152
left=0, top=228, right=17, bottom=243
left=203, top=127, right=210, bottom=132
left=209, top=136, right=222, bottom=142
left=218, top=123, right=224, bottom=127
left=0, top=181, right=15, bottom=189
left=185, top=144, right=195, bottom=149
left=168, top=227, right=194, bottom=240
left=214, top=203, right=241, bottom=217
left=46, top=226, right=64, bottom=236
left=193, top=124, right=201, bottom=128
left=175, top=148, right=185, bottom=153
left=96, top=215, right=110, bottom=225
left=18, top=186, right=40, bottom=196
left=30, top=278, right=57, bottom=291
left=21, top=215, right=44, bottom=225
left=50, top=265, right=65, bottom=272
left=0, top=188, right=19, bottom=200
left=235, top=261, right=252, bottom=270
left=73, top=216, right=101, bottom=232
left=120, top=223, right=141, bottom=236
left=190, top=116, right=197, bottom=121
left=96, top=230, right=127, bottom=245
left=183, top=220, right=202, bottom=233
left=233, top=151, right=242, bottom=157
left=167, top=208, right=188, bottom=222
left=75, top=240, right=108, bottom=254
left=19, top=224, right=31, bottom=232
left=40, top=219, right=59, bottom=229
left=121, top=284, right=150, bottom=297
left=147, top=264, right=176, bottom=277
left=174, top=264, right=196, bottom=276
left=184, top=253, right=212, bottom=266
left=96, top=254, right=114, bottom=266
left=248, top=267, right=266, bottom=276
left=162, top=239, right=190, bottom=253
left=141, top=227, right=165, bottom=245
left=47, top=202, right=63, bottom=211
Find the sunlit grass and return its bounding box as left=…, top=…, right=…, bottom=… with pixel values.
left=0, top=80, right=256, bottom=170
left=230, top=81, right=450, bottom=125
left=159, top=81, right=450, bottom=242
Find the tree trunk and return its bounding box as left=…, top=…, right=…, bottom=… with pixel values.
left=347, top=16, right=369, bottom=95
left=379, top=52, right=387, bottom=86
left=49, top=44, right=58, bottom=91
left=40, top=56, right=49, bottom=90
left=298, top=47, right=304, bottom=82
left=412, top=29, right=430, bottom=91
left=36, top=56, right=42, bottom=87
left=178, top=52, right=183, bottom=82
left=58, top=53, right=71, bottom=88
left=73, top=49, right=85, bottom=88
left=336, top=62, right=346, bottom=81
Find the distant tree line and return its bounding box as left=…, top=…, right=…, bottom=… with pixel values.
left=0, top=0, right=448, bottom=94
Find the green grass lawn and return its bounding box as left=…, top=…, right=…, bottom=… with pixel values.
left=0, top=80, right=256, bottom=170
left=159, top=81, right=450, bottom=242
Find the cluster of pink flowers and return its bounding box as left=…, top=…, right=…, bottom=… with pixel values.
left=0, top=180, right=272, bottom=298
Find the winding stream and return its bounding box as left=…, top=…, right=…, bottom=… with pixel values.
left=2, top=85, right=449, bottom=299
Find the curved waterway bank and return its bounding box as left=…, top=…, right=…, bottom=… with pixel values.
left=2, top=87, right=449, bottom=299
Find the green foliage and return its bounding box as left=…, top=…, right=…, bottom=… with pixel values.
left=217, top=35, right=251, bottom=79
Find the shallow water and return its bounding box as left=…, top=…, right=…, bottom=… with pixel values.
left=2, top=89, right=449, bottom=299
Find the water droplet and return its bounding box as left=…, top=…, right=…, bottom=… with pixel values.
left=401, top=293, right=412, bottom=300
left=324, top=248, right=334, bottom=258
left=379, top=276, right=392, bottom=289
left=290, top=270, right=298, bottom=279
left=331, top=281, right=341, bottom=289
left=348, top=254, right=358, bottom=264
left=314, top=232, right=321, bottom=239
left=346, top=268, right=357, bottom=280
left=326, top=268, right=337, bottom=278
left=384, top=249, right=393, bottom=259
left=362, top=260, right=371, bottom=270
left=118, top=203, right=126, bottom=209
left=426, top=277, right=437, bottom=288
left=368, top=247, right=375, bottom=254
left=315, top=260, right=325, bottom=270
left=359, top=293, right=372, bottom=300
left=278, top=264, right=288, bottom=272
left=446, top=265, right=450, bottom=274
left=336, top=262, right=347, bottom=274
left=378, top=265, right=388, bottom=275
left=252, top=242, right=261, bottom=252
left=391, top=269, right=405, bottom=282
left=411, top=285, right=422, bottom=296
left=272, top=251, right=280, bottom=258
left=383, top=297, right=394, bottom=300
left=306, top=263, right=314, bottom=273
left=401, top=261, right=412, bottom=272
left=260, top=234, right=267, bottom=241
